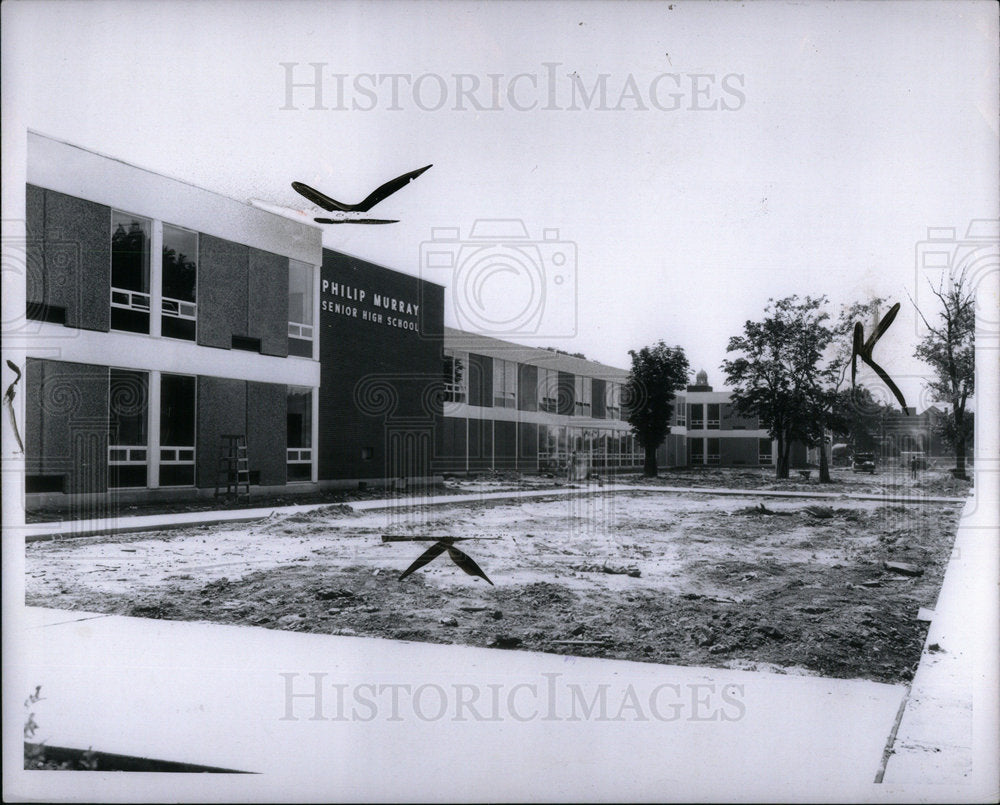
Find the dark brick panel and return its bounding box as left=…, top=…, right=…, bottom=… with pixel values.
left=517, top=363, right=538, bottom=411
left=557, top=371, right=575, bottom=416
left=468, top=354, right=492, bottom=408
left=247, top=381, right=287, bottom=486
left=494, top=420, right=517, bottom=469
left=196, top=376, right=247, bottom=487
left=317, top=249, right=444, bottom=481
left=518, top=421, right=538, bottom=470
left=29, top=186, right=111, bottom=331
left=26, top=359, right=109, bottom=493
left=248, top=248, right=289, bottom=357
left=25, top=184, right=46, bottom=306
left=592, top=378, right=606, bottom=419
left=198, top=235, right=248, bottom=349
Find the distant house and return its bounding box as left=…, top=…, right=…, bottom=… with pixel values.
left=657, top=369, right=807, bottom=470
left=877, top=405, right=970, bottom=463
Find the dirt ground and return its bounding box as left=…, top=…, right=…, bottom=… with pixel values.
left=25, top=464, right=971, bottom=523
left=26, top=480, right=967, bottom=684
left=646, top=464, right=974, bottom=498
left=24, top=473, right=564, bottom=523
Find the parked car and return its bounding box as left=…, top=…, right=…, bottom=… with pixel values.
left=852, top=452, right=877, bottom=473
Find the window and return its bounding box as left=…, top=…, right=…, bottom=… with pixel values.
left=689, top=437, right=704, bottom=465
left=159, top=374, right=196, bottom=486
left=493, top=358, right=517, bottom=408
left=758, top=438, right=773, bottom=465
left=443, top=350, right=468, bottom=403
left=707, top=404, right=720, bottom=430
left=110, top=211, right=151, bottom=334
left=595, top=430, right=609, bottom=469
left=288, top=260, right=314, bottom=357
left=287, top=387, right=313, bottom=480
left=605, top=383, right=621, bottom=420
left=675, top=402, right=686, bottom=427
left=707, top=438, right=720, bottom=465
left=109, top=369, right=149, bottom=487
left=574, top=376, right=592, bottom=417
left=689, top=404, right=704, bottom=429
left=161, top=224, right=198, bottom=340
left=538, top=368, right=559, bottom=413
left=537, top=424, right=565, bottom=469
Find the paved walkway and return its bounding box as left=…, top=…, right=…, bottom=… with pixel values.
left=10, top=605, right=905, bottom=801
left=23, top=482, right=969, bottom=542
left=879, top=495, right=999, bottom=797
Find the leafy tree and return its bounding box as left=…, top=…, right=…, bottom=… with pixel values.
left=912, top=269, right=975, bottom=478
left=828, top=384, right=893, bottom=455
left=722, top=296, right=834, bottom=479
left=624, top=342, right=690, bottom=477
left=812, top=297, right=893, bottom=482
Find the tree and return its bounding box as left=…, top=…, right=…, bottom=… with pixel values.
left=817, top=297, right=892, bottom=482
left=722, top=296, right=834, bottom=479
left=624, top=342, right=690, bottom=477
left=912, top=269, right=975, bottom=478
left=827, top=384, right=893, bottom=456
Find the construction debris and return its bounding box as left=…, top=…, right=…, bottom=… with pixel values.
left=572, top=562, right=641, bottom=578
left=884, top=561, right=924, bottom=577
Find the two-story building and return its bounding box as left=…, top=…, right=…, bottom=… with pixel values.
left=438, top=328, right=666, bottom=474
left=22, top=133, right=793, bottom=514
left=22, top=132, right=445, bottom=512
left=679, top=369, right=805, bottom=469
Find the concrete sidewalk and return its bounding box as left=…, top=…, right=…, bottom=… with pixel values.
left=10, top=605, right=906, bottom=802
left=880, top=496, right=999, bottom=797
left=23, top=482, right=969, bottom=541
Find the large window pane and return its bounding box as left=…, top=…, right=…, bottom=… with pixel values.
left=111, top=211, right=151, bottom=333
left=288, top=260, right=314, bottom=357
left=689, top=404, right=704, bottom=428
left=444, top=350, right=468, bottom=403
left=109, top=369, right=149, bottom=488
left=160, top=374, right=196, bottom=446
left=493, top=358, right=517, bottom=408
left=111, top=212, right=150, bottom=293
left=707, top=404, right=721, bottom=430
left=538, top=368, right=558, bottom=413
left=287, top=386, right=313, bottom=481
left=109, top=369, right=148, bottom=446
left=162, top=224, right=198, bottom=341
left=162, top=225, right=197, bottom=302
left=574, top=376, right=592, bottom=416
left=289, top=260, right=313, bottom=324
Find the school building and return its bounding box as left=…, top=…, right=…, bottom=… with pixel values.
left=21, top=133, right=788, bottom=512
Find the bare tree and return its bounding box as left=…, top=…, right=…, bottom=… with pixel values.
left=911, top=269, right=975, bottom=478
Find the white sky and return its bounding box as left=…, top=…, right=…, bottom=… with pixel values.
left=4, top=0, right=998, bottom=408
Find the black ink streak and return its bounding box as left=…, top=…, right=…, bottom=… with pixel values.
left=292, top=164, right=432, bottom=225
left=3, top=359, right=24, bottom=453
left=851, top=302, right=910, bottom=414
left=394, top=536, right=494, bottom=586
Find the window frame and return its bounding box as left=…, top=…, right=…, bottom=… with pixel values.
left=110, top=209, right=152, bottom=335
left=160, top=222, right=199, bottom=343
left=288, top=259, right=316, bottom=358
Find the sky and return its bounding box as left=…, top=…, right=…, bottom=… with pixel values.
left=3, top=0, right=998, bottom=409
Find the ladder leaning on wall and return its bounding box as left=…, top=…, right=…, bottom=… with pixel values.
left=215, top=434, right=251, bottom=501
